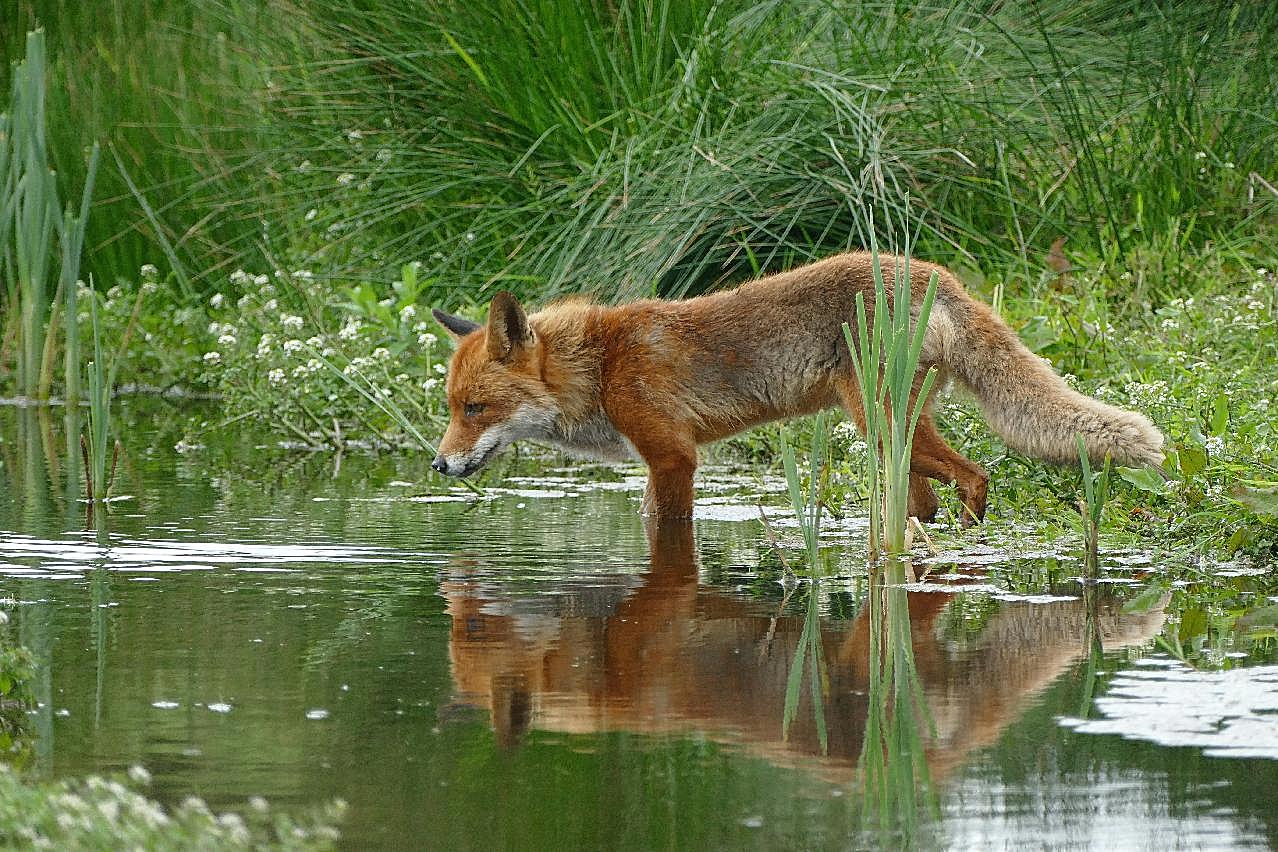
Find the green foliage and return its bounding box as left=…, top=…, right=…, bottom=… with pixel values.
left=0, top=636, right=35, bottom=757
left=0, top=767, right=345, bottom=849
left=198, top=263, right=450, bottom=447
left=255, top=0, right=1278, bottom=303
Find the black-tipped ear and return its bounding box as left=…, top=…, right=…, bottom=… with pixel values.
left=432, top=308, right=482, bottom=340
left=486, top=291, right=533, bottom=361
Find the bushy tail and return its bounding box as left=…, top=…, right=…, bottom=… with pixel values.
left=938, top=296, right=1164, bottom=467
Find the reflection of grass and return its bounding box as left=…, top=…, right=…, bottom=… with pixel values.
left=859, top=560, right=937, bottom=841
left=779, top=414, right=828, bottom=752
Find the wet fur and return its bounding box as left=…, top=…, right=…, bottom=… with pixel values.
left=433, top=253, right=1163, bottom=523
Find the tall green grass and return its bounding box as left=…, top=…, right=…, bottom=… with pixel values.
left=1, top=1, right=287, bottom=288
left=260, top=0, right=1278, bottom=306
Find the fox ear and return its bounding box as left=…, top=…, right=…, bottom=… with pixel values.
left=486, top=291, right=534, bottom=361
left=432, top=308, right=482, bottom=340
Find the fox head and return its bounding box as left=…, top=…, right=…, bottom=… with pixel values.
left=430, top=292, right=558, bottom=478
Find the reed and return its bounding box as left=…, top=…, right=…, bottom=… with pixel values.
left=843, top=221, right=939, bottom=558
left=3, top=30, right=61, bottom=400
left=1076, top=434, right=1112, bottom=576
left=82, top=279, right=119, bottom=508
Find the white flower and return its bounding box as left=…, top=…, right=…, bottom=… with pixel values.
left=394, top=373, right=409, bottom=382
left=263, top=298, right=278, bottom=312
left=203, top=351, right=222, bottom=365
left=1194, top=151, right=1207, bottom=159
left=321, top=347, right=337, bottom=358
left=373, top=347, right=391, bottom=361
left=128, top=765, right=152, bottom=785
left=465, top=231, right=475, bottom=242
left=268, top=368, right=286, bottom=385
left=230, top=269, right=252, bottom=286
left=336, top=172, right=356, bottom=186
left=338, top=321, right=360, bottom=340
left=306, top=336, right=323, bottom=347
left=305, top=208, right=318, bottom=221
left=281, top=314, right=303, bottom=331
left=291, top=269, right=314, bottom=281
left=254, top=273, right=270, bottom=286
left=257, top=333, right=274, bottom=357
left=140, top=263, right=158, bottom=279
left=210, top=293, right=224, bottom=309
left=433, top=363, right=446, bottom=375
left=296, top=159, right=312, bottom=173
left=208, top=321, right=222, bottom=335
left=376, top=148, right=392, bottom=162
left=400, top=304, right=417, bottom=320
left=283, top=339, right=304, bottom=354
left=346, top=129, right=364, bottom=141
left=423, top=378, right=440, bottom=392
left=217, top=333, right=237, bottom=347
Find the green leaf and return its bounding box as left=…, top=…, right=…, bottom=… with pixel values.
left=1118, top=465, right=1167, bottom=495
left=1178, top=445, right=1208, bottom=477
left=1231, top=485, right=1278, bottom=518
left=1122, top=583, right=1168, bottom=614
left=1209, top=392, right=1229, bottom=437
left=1178, top=608, right=1208, bottom=644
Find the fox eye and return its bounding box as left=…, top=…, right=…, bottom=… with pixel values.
left=464, top=402, right=485, bottom=417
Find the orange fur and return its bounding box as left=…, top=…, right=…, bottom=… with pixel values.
left=431, top=252, right=1163, bottom=523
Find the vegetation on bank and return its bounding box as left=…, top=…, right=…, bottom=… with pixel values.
left=1, top=1, right=1277, bottom=556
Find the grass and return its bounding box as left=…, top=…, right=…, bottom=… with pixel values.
left=843, top=220, right=939, bottom=557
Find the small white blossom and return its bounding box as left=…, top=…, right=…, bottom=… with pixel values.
left=400, top=304, right=417, bottom=320
left=140, top=263, right=159, bottom=280
left=423, top=378, right=440, bottom=392
left=336, top=172, right=356, bottom=186
left=372, top=347, right=391, bottom=361
left=203, top=351, right=222, bottom=365
left=305, top=208, right=318, bottom=221
left=230, top=269, right=252, bottom=286
left=128, top=765, right=152, bottom=785
left=434, top=363, right=446, bottom=375
left=210, top=293, right=225, bottom=309
left=268, top=368, right=286, bottom=385
left=254, top=273, right=270, bottom=286
left=217, top=333, right=237, bottom=347
left=296, top=159, right=312, bottom=173
left=281, top=314, right=303, bottom=330
left=338, top=321, right=360, bottom=340
left=283, top=339, right=304, bottom=354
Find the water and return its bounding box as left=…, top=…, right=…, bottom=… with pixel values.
left=1, top=400, right=1276, bottom=849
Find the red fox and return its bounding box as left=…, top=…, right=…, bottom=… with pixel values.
left=431, top=252, right=1163, bottom=524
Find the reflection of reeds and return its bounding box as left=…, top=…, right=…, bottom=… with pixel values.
left=860, top=559, right=938, bottom=840
left=843, top=219, right=939, bottom=558
left=780, top=413, right=829, bottom=753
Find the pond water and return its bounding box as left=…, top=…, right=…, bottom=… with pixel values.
left=1, top=400, right=1276, bottom=849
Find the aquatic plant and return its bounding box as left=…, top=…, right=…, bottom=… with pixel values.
left=843, top=220, right=939, bottom=558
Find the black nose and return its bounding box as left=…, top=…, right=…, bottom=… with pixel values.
left=431, top=456, right=447, bottom=473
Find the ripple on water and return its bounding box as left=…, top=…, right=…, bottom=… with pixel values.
left=1059, top=657, right=1278, bottom=759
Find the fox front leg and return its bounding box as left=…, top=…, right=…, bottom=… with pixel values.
left=631, top=436, right=697, bottom=521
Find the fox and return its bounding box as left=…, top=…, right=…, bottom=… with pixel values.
left=430, top=252, right=1163, bottom=524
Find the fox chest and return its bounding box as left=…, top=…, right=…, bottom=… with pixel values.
left=550, top=413, right=639, bottom=462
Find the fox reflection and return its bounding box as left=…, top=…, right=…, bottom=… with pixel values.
left=444, top=524, right=1166, bottom=773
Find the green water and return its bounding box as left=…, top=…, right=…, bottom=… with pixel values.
left=1, top=400, right=1276, bottom=850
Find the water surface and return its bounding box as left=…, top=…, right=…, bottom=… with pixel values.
left=1, top=401, right=1276, bottom=849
